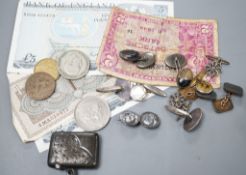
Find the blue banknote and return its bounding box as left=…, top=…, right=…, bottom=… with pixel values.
left=8, top=0, right=174, bottom=74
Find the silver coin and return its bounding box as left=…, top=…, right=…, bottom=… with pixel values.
left=140, top=112, right=160, bottom=129
left=75, top=96, right=111, bottom=131
left=130, top=85, right=147, bottom=101
left=58, top=50, right=90, bottom=80
left=136, top=52, right=156, bottom=69
left=96, top=85, right=123, bottom=93
left=119, top=111, right=140, bottom=127
left=144, top=85, right=167, bottom=97
left=165, top=53, right=186, bottom=69
left=183, top=108, right=203, bottom=132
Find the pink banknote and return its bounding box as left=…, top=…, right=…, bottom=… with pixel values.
left=97, top=8, right=219, bottom=87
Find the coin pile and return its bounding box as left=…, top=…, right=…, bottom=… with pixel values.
left=25, top=58, right=58, bottom=100
left=25, top=50, right=90, bottom=101
left=119, top=49, right=156, bottom=69
left=25, top=50, right=114, bottom=132
left=164, top=53, right=244, bottom=132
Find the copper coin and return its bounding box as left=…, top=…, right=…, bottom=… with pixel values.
left=196, top=80, right=213, bottom=94
left=183, top=108, right=203, bottom=132
left=25, top=72, right=56, bottom=100
left=213, top=97, right=233, bottom=113
left=179, top=86, right=198, bottom=100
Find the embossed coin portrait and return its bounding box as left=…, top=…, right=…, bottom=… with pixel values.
left=64, top=53, right=83, bottom=76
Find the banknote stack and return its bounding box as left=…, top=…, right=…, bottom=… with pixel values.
left=7, top=0, right=220, bottom=153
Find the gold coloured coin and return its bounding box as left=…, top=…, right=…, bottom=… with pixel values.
left=34, top=58, right=59, bottom=80
left=25, top=72, right=56, bottom=100
left=196, top=80, right=213, bottom=94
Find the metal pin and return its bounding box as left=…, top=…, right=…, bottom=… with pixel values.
left=143, top=85, right=167, bottom=97
left=96, top=85, right=123, bottom=93
left=174, top=56, right=181, bottom=72
left=165, top=105, right=192, bottom=120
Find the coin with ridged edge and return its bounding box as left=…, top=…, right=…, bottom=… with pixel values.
left=34, top=58, right=59, bottom=80
left=25, top=72, right=56, bottom=100
left=58, top=50, right=90, bottom=80
left=75, top=96, right=111, bottom=132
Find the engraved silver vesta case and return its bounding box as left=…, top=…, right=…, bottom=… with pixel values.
left=48, top=132, right=99, bottom=175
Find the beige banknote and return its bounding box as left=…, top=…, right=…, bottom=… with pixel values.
left=9, top=73, right=116, bottom=142
left=97, top=8, right=219, bottom=87
left=10, top=72, right=161, bottom=143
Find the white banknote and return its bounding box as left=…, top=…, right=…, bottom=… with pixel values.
left=7, top=0, right=173, bottom=75
left=10, top=73, right=126, bottom=142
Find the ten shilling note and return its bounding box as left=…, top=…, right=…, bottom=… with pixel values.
left=96, top=8, right=219, bottom=87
